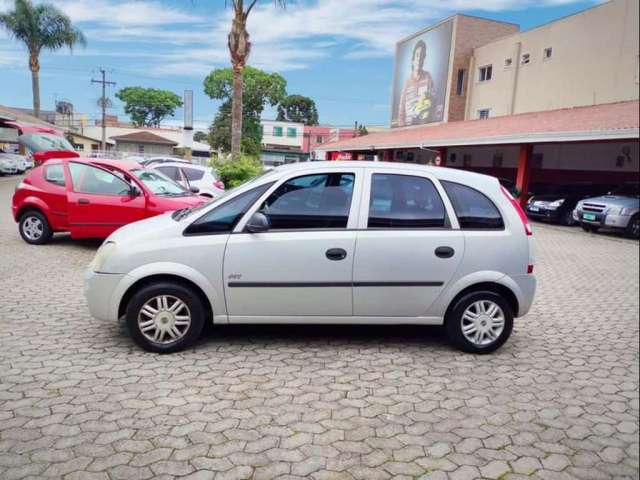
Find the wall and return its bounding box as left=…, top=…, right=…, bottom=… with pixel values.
left=115, top=142, right=173, bottom=156
left=446, top=16, right=519, bottom=122
left=466, top=0, right=640, bottom=119
left=261, top=120, right=304, bottom=150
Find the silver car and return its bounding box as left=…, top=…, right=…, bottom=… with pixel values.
left=573, top=182, right=640, bottom=238
left=85, top=161, right=536, bottom=354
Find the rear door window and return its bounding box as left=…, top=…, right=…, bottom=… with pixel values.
left=368, top=174, right=447, bottom=228
left=44, top=164, right=66, bottom=187
left=442, top=181, right=504, bottom=229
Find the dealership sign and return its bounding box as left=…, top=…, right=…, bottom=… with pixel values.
left=391, top=20, right=453, bottom=128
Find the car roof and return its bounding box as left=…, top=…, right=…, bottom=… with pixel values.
left=152, top=161, right=208, bottom=170
left=70, top=157, right=143, bottom=171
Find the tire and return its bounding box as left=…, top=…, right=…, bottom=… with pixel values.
left=19, top=210, right=53, bottom=245
left=561, top=210, right=575, bottom=226
left=445, top=291, right=514, bottom=354
left=125, top=282, right=206, bottom=353
left=626, top=214, right=640, bottom=239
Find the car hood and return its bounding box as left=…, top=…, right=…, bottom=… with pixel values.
left=108, top=211, right=178, bottom=245
left=530, top=193, right=571, bottom=202
left=151, top=194, right=207, bottom=210
left=579, top=195, right=640, bottom=208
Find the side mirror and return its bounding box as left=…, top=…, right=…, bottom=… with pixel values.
left=245, top=212, right=270, bottom=233
left=130, top=185, right=142, bottom=197
left=189, top=186, right=200, bottom=194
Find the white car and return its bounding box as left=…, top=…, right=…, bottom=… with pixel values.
left=151, top=162, right=225, bottom=199
left=84, top=161, right=536, bottom=354
left=0, top=154, right=19, bottom=175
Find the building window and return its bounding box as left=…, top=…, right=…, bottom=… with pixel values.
left=478, top=65, right=492, bottom=82
left=287, top=127, right=297, bottom=138
left=504, top=58, right=513, bottom=68
left=521, top=53, right=531, bottom=65
left=478, top=109, right=490, bottom=120
left=543, top=47, right=553, bottom=60
left=456, top=69, right=466, bottom=95
left=316, top=135, right=324, bottom=143
left=273, top=126, right=283, bottom=137
left=137, top=144, right=144, bottom=153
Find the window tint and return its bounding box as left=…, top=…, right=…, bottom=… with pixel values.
left=368, top=174, right=447, bottom=228
left=44, top=164, right=65, bottom=187
left=69, top=162, right=131, bottom=196
left=259, top=173, right=354, bottom=230
left=185, top=183, right=273, bottom=235
left=183, top=167, right=204, bottom=181
left=442, top=181, right=504, bottom=229
left=156, top=166, right=181, bottom=181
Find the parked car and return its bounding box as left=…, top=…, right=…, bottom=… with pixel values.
left=84, top=161, right=536, bottom=355
left=139, top=157, right=189, bottom=167
left=151, top=162, right=225, bottom=199
left=12, top=156, right=208, bottom=245
left=525, top=183, right=613, bottom=226
left=0, top=154, right=19, bottom=175
left=573, top=182, right=640, bottom=238
left=497, top=177, right=519, bottom=198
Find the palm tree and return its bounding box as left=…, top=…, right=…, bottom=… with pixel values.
left=0, top=0, right=86, bottom=118
left=226, top=0, right=285, bottom=160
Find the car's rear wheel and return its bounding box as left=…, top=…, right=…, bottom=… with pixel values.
left=19, top=210, right=53, bottom=245
left=626, top=214, right=639, bottom=239
left=125, top=282, right=205, bottom=353
left=445, top=291, right=514, bottom=354
left=561, top=210, right=576, bottom=226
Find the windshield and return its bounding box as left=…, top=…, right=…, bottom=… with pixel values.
left=130, top=169, right=189, bottom=196
left=19, top=133, right=75, bottom=153
left=612, top=183, right=640, bottom=197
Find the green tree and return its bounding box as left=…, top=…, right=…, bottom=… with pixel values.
left=205, top=66, right=286, bottom=155
left=193, top=131, right=209, bottom=144
left=115, top=87, right=183, bottom=127
left=0, top=0, right=86, bottom=118
left=225, top=0, right=286, bottom=160
left=358, top=125, right=369, bottom=136
left=276, top=95, right=319, bottom=125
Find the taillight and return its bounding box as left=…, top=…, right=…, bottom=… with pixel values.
left=214, top=180, right=225, bottom=190
left=501, top=186, right=532, bottom=236
left=527, top=264, right=534, bottom=274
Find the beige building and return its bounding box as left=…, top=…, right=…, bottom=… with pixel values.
left=465, top=0, right=639, bottom=119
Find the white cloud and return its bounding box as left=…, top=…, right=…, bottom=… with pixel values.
left=56, top=0, right=201, bottom=26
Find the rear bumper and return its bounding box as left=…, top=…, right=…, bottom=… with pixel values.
left=503, top=274, right=537, bottom=317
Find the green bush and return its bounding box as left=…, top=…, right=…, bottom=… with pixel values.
left=211, top=155, right=263, bottom=188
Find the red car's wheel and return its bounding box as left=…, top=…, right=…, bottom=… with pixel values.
left=19, top=210, right=53, bottom=245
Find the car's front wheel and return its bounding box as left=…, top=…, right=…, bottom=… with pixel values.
left=125, top=282, right=206, bottom=353
left=19, top=210, right=53, bottom=245
left=626, top=214, right=639, bottom=239
left=445, top=291, right=514, bottom=354
left=581, top=222, right=599, bottom=233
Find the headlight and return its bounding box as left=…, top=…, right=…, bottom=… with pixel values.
left=607, top=206, right=624, bottom=215
left=549, top=199, right=565, bottom=208
left=527, top=196, right=534, bottom=205
left=90, top=241, right=116, bottom=272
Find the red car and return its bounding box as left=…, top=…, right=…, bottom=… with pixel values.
left=12, top=155, right=207, bottom=244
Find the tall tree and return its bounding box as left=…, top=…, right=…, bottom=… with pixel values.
left=0, top=0, right=86, bottom=118
left=115, top=87, right=183, bottom=127
left=226, top=0, right=286, bottom=160
left=204, top=66, right=286, bottom=155
left=276, top=95, right=319, bottom=125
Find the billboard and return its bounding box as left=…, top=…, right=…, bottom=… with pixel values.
left=391, top=20, right=453, bottom=128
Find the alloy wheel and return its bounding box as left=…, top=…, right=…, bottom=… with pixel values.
left=137, top=295, right=192, bottom=345
left=22, top=216, right=44, bottom=241
left=461, top=300, right=505, bottom=346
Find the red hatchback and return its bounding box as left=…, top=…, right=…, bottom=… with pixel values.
left=12, top=156, right=207, bottom=244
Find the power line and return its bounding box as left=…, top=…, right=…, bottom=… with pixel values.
left=91, top=68, right=116, bottom=150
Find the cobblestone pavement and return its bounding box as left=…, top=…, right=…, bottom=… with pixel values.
left=0, top=175, right=638, bottom=480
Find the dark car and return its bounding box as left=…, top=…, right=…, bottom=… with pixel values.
left=525, top=183, right=614, bottom=226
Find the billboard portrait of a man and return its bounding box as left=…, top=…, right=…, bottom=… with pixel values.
left=391, top=20, right=453, bottom=128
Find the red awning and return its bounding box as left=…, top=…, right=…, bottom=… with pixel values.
left=318, top=100, right=639, bottom=152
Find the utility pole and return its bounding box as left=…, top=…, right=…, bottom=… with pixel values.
left=91, top=68, right=115, bottom=151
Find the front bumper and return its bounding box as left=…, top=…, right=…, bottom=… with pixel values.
left=525, top=206, right=562, bottom=222
left=573, top=210, right=631, bottom=229
left=84, top=270, right=126, bottom=321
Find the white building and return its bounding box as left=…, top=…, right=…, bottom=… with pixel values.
left=260, top=119, right=307, bottom=167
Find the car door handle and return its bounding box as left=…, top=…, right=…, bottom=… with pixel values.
left=326, top=248, right=347, bottom=261
left=435, top=246, right=455, bottom=258
left=77, top=198, right=90, bottom=205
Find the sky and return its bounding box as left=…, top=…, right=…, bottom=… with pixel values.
left=0, top=0, right=601, bottom=130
